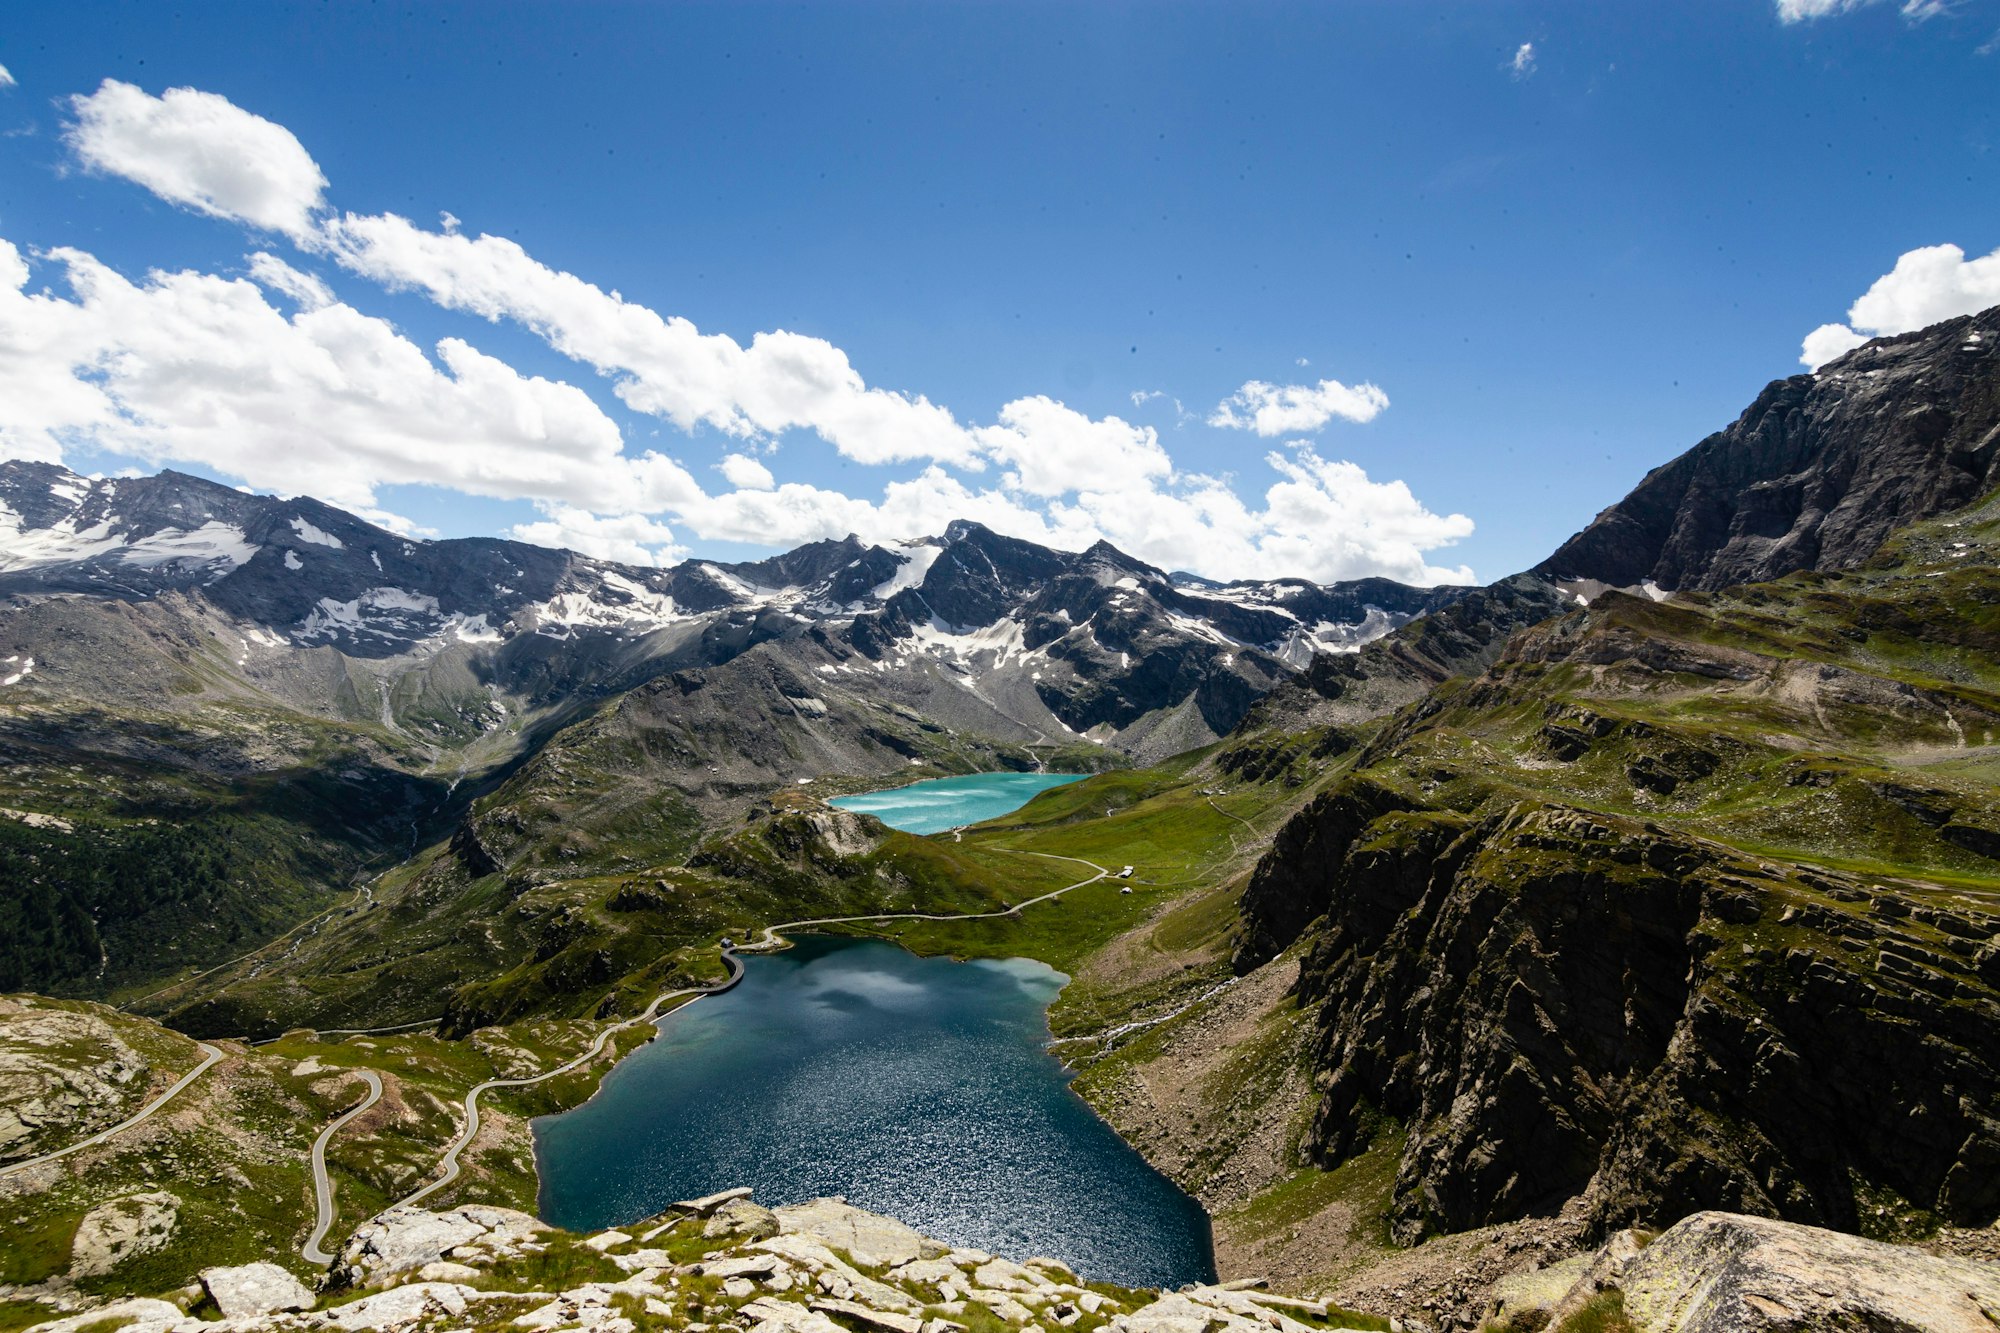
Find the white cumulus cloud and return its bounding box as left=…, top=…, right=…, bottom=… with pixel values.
left=1509, top=43, right=1537, bottom=79
left=576, top=446, right=1475, bottom=586
left=718, top=453, right=776, bottom=490
left=246, top=251, right=333, bottom=310
left=315, top=211, right=983, bottom=469
left=0, top=65, right=16, bottom=90
left=509, top=505, right=686, bottom=566
left=19, top=79, right=1483, bottom=587
left=65, top=80, right=327, bottom=240
left=1799, top=242, right=2000, bottom=368
left=974, top=396, right=1172, bottom=497
left=1776, top=0, right=1865, bottom=19
left=1209, top=377, right=1390, bottom=436
left=0, top=238, right=701, bottom=516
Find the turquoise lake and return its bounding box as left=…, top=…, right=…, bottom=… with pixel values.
left=827, top=771, right=1087, bottom=834
left=532, top=936, right=1216, bottom=1288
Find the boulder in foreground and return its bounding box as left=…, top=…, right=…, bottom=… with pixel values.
left=1494, top=1211, right=2000, bottom=1332
left=198, top=1263, right=316, bottom=1318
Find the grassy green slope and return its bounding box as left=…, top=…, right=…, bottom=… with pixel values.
left=1355, top=494, right=2000, bottom=894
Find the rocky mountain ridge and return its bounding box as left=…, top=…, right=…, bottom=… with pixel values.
left=1537, top=303, right=2000, bottom=596
left=1232, top=483, right=2000, bottom=1260
left=0, top=461, right=1454, bottom=758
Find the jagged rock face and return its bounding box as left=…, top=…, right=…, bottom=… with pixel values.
left=1233, top=778, right=1419, bottom=971
left=1252, top=796, right=2000, bottom=1244
left=1237, top=491, right=2000, bottom=1257
left=1233, top=574, right=1573, bottom=744
left=1539, top=306, right=2000, bottom=593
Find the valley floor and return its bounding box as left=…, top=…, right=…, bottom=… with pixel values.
left=6, top=726, right=2000, bottom=1332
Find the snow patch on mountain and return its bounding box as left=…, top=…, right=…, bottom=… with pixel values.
left=0, top=505, right=126, bottom=570
left=449, top=614, right=503, bottom=644
left=906, top=614, right=1041, bottom=669
left=869, top=541, right=941, bottom=601
left=1272, top=607, right=1409, bottom=667
left=295, top=587, right=444, bottom=644
left=0, top=501, right=260, bottom=582
left=289, top=517, right=345, bottom=549
left=117, top=523, right=260, bottom=578
left=699, top=563, right=781, bottom=604
left=1164, top=609, right=1246, bottom=648
left=524, top=572, right=685, bottom=638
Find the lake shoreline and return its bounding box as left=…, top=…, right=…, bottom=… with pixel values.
left=529, top=934, right=1218, bottom=1289
left=826, top=770, right=1089, bottom=837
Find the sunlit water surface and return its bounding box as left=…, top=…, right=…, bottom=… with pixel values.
left=532, top=936, right=1215, bottom=1288
left=826, top=771, right=1086, bottom=834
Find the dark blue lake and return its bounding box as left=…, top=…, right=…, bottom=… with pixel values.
left=531, top=936, right=1215, bottom=1288
left=827, top=771, right=1087, bottom=835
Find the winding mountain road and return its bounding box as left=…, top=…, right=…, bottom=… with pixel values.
left=302, top=1069, right=384, bottom=1264
left=389, top=953, right=747, bottom=1212
left=0, top=1043, right=224, bottom=1181
left=742, top=849, right=1108, bottom=948
left=380, top=848, right=1108, bottom=1219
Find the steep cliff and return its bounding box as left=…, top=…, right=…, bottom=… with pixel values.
left=1238, top=490, right=2000, bottom=1247
left=1539, top=306, right=2000, bottom=593
left=1286, top=801, right=2000, bottom=1242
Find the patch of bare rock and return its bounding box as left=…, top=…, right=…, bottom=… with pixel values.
left=16, top=1193, right=2000, bottom=1333
left=1486, top=1211, right=2000, bottom=1333
left=0, top=1001, right=150, bottom=1163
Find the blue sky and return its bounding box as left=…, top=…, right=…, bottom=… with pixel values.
left=1, top=1, right=1996, bottom=584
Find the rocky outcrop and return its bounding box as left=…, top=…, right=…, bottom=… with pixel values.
left=772, top=1196, right=931, bottom=1267
left=1248, top=793, right=2000, bottom=1244
left=199, top=1263, right=316, bottom=1319
left=334, top=1203, right=545, bottom=1285
left=706, top=1196, right=781, bottom=1240
left=1619, top=1212, right=2000, bottom=1331
left=16, top=1193, right=1382, bottom=1333
left=0, top=1002, right=148, bottom=1162
left=68, top=1191, right=179, bottom=1277
left=22, top=1193, right=1998, bottom=1333
left=1538, top=306, right=2000, bottom=593
left=1493, top=1212, right=2000, bottom=1332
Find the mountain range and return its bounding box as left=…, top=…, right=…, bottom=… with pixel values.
left=0, top=458, right=1461, bottom=758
